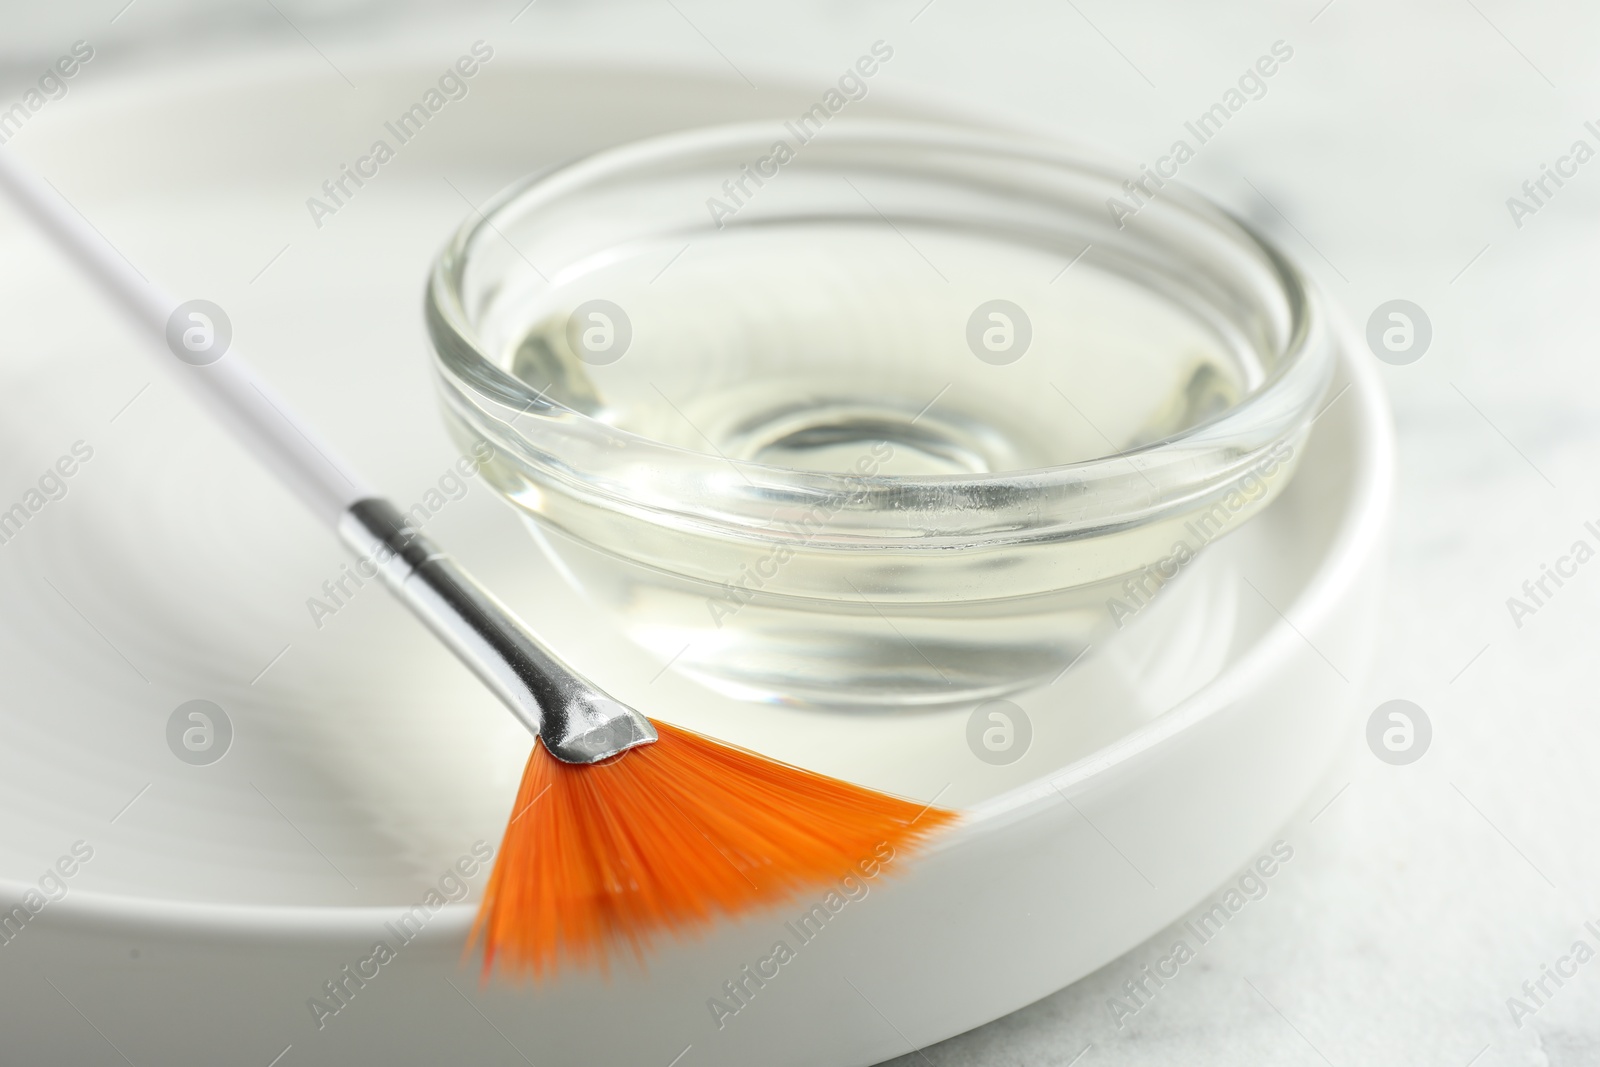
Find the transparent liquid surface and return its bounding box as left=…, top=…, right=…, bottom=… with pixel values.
left=500, top=224, right=1257, bottom=477
left=486, top=222, right=1264, bottom=706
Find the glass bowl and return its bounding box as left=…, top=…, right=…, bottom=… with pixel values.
left=425, top=120, right=1336, bottom=709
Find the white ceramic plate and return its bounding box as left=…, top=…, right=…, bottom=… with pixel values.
left=0, top=52, right=1391, bottom=1066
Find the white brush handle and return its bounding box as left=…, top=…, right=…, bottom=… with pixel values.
left=0, top=144, right=371, bottom=524
left=0, top=142, right=658, bottom=763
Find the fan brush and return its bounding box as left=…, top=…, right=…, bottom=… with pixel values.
left=0, top=144, right=956, bottom=977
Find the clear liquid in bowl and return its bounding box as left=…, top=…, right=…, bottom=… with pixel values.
left=499, top=223, right=1256, bottom=478
left=478, top=221, right=1261, bottom=708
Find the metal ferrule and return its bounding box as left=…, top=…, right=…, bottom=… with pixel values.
left=337, top=498, right=657, bottom=764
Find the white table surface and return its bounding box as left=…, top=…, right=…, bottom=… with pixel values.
left=4, top=3, right=1598, bottom=1065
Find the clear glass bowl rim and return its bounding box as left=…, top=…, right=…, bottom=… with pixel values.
left=425, top=120, right=1333, bottom=545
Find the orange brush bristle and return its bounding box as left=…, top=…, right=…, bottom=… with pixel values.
left=471, top=719, right=957, bottom=979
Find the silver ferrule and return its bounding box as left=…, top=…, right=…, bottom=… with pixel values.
left=337, top=498, right=657, bottom=764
